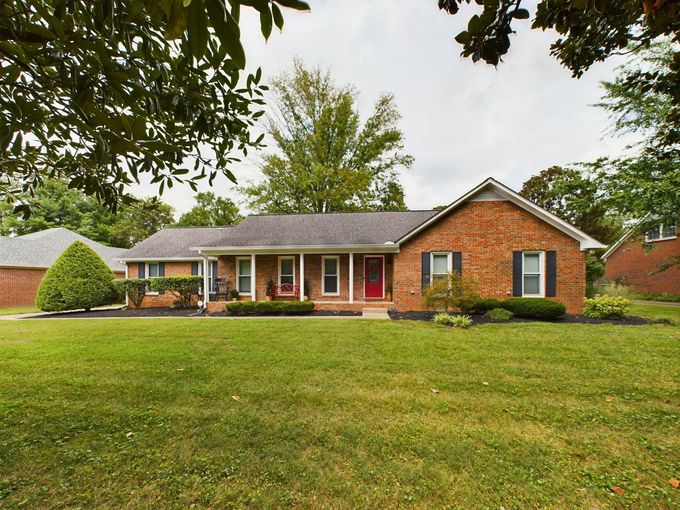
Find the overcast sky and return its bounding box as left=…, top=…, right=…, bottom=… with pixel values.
left=133, top=0, right=638, bottom=216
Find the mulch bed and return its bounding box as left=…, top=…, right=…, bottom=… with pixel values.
left=388, top=310, right=653, bottom=326
left=28, top=307, right=361, bottom=319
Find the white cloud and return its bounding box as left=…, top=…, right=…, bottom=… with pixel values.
left=131, top=0, right=639, bottom=216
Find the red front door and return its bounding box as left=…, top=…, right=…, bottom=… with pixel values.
left=364, top=256, right=384, bottom=298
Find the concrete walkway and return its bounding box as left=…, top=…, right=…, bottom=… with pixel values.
left=361, top=307, right=391, bottom=320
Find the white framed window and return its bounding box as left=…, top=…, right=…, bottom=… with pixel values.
left=322, top=256, right=340, bottom=295
left=196, top=262, right=216, bottom=293
left=278, top=256, right=295, bottom=286
left=147, top=262, right=160, bottom=279
left=522, top=251, right=544, bottom=297
left=646, top=224, right=677, bottom=242
left=236, top=257, right=252, bottom=295
left=430, top=252, right=452, bottom=284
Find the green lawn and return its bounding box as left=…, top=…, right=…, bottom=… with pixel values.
left=630, top=302, right=680, bottom=322
left=0, top=305, right=39, bottom=316
left=1, top=319, right=678, bottom=509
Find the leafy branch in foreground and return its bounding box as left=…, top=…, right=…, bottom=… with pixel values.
left=0, top=0, right=310, bottom=214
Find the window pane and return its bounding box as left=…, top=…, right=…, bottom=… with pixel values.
left=324, top=258, right=337, bottom=275
left=367, top=259, right=380, bottom=283
left=647, top=227, right=660, bottom=240
left=663, top=225, right=677, bottom=238
left=280, top=275, right=294, bottom=285
left=324, top=275, right=337, bottom=293
left=523, top=253, right=540, bottom=273
left=238, top=275, right=251, bottom=293
left=432, top=254, right=448, bottom=274
left=239, top=259, right=251, bottom=274
left=148, top=263, right=159, bottom=278
left=280, top=259, right=293, bottom=275
left=524, top=275, right=540, bottom=295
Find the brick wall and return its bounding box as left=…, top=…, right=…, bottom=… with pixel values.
left=0, top=267, right=124, bottom=308
left=604, top=236, right=680, bottom=296
left=126, top=261, right=196, bottom=307
left=393, top=200, right=587, bottom=313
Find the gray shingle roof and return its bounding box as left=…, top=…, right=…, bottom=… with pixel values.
left=0, top=228, right=126, bottom=272
left=120, top=227, right=234, bottom=259
left=119, top=210, right=438, bottom=259
left=201, top=210, right=438, bottom=247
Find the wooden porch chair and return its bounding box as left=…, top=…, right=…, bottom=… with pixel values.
left=215, top=278, right=230, bottom=301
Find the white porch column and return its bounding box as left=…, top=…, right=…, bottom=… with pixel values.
left=299, top=253, right=305, bottom=301
left=203, top=256, right=210, bottom=305
left=251, top=254, right=256, bottom=301
left=349, top=253, right=354, bottom=304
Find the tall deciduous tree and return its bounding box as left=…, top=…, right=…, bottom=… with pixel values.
left=1, top=0, right=310, bottom=214
left=177, top=191, right=243, bottom=226
left=0, top=179, right=175, bottom=248
left=520, top=166, right=623, bottom=245
left=242, top=59, right=413, bottom=213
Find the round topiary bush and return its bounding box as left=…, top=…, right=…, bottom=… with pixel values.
left=36, top=241, right=117, bottom=312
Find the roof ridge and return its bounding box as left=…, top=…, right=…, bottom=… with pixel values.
left=247, top=209, right=436, bottom=217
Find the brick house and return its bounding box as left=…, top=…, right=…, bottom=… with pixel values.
left=602, top=222, right=679, bottom=296
left=0, top=228, right=126, bottom=307
left=120, top=178, right=604, bottom=313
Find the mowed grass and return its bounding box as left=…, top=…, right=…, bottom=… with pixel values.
left=630, top=302, right=680, bottom=322
left=0, top=319, right=679, bottom=509
left=0, top=306, right=39, bottom=316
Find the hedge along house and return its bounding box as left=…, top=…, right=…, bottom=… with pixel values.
left=0, top=228, right=126, bottom=307
left=119, top=178, right=605, bottom=313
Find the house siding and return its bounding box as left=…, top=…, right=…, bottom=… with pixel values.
left=604, top=235, right=680, bottom=296
left=392, top=200, right=586, bottom=314
left=0, top=267, right=124, bottom=308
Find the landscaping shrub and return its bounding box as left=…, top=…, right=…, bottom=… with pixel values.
left=459, top=297, right=503, bottom=313
left=500, top=298, right=566, bottom=320
left=486, top=308, right=513, bottom=321
left=113, top=278, right=150, bottom=309
left=150, top=276, right=202, bottom=308
left=584, top=295, right=631, bottom=319
left=423, top=272, right=479, bottom=312
left=432, top=313, right=473, bottom=328
left=36, top=241, right=116, bottom=312
left=226, top=300, right=315, bottom=315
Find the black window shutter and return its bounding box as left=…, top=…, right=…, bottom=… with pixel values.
left=453, top=252, right=462, bottom=276
left=138, top=262, right=145, bottom=279
left=512, top=252, right=523, bottom=297
left=191, top=262, right=198, bottom=275
left=211, top=261, right=218, bottom=294
left=421, top=252, right=430, bottom=290
left=546, top=251, right=557, bottom=297
left=158, top=262, right=165, bottom=294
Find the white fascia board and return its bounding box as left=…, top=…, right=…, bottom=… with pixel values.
left=397, top=177, right=606, bottom=251
left=193, top=244, right=400, bottom=255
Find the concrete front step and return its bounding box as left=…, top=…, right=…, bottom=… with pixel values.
left=361, top=307, right=391, bottom=320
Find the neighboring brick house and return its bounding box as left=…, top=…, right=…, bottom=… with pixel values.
left=120, top=178, right=604, bottom=313
left=0, top=228, right=126, bottom=307
left=602, top=222, right=679, bottom=296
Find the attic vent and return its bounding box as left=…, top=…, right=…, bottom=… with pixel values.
left=469, top=189, right=507, bottom=201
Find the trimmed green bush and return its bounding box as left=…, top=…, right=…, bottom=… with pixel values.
left=36, top=241, right=116, bottom=312
left=225, top=300, right=315, bottom=316
left=500, top=298, right=566, bottom=320
left=459, top=297, right=503, bottom=313
left=486, top=307, right=513, bottom=321
left=432, top=313, right=473, bottom=328
left=584, top=295, right=631, bottom=319
left=150, top=276, right=202, bottom=308
left=113, top=278, right=150, bottom=309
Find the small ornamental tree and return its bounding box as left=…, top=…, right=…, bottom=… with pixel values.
left=422, top=272, right=479, bottom=312
left=150, top=276, right=203, bottom=308
left=36, top=241, right=116, bottom=312
left=113, top=279, right=150, bottom=309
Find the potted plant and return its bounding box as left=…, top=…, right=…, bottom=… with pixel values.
left=229, top=288, right=239, bottom=301
left=266, top=277, right=274, bottom=301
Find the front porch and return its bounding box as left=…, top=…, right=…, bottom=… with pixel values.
left=201, top=252, right=395, bottom=312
